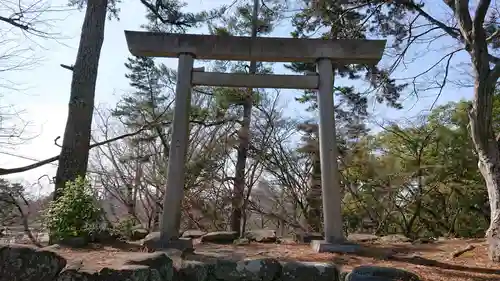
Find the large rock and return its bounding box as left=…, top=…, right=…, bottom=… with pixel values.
left=58, top=236, right=89, bottom=248
left=411, top=237, right=435, bottom=245
left=277, top=237, right=296, bottom=244
left=245, top=229, right=277, bottom=243
left=142, top=232, right=193, bottom=251
left=143, top=231, right=161, bottom=245
left=124, top=252, right=175, bottom=281
left=58, top=253, right=176, bottom=281
left=58, top=265, right=164, bottom=281
left=57, top=252, right=176, bottom=281
left=178, top=260, right=213, bottom=281
left=56, top=260, right=98, bottom=281
left=201, top=231, right=238, bottom=244
left=0, top=244, right=67, bottom=281
left=99, top=265, right=162, bottom=281
left=90, top=229, right=121, bottom=244
left=234, top=238, right=251, bottom=245
left=347, top=234, right=379, bottom=243
left=293, top=232, right=324, bottom=243
left=131, top=229, right=149, bottom=241
left=379, top=235, right=411, bottom=243
left=212, top=258, right=282, bottom=281
left=281, top=261, right=339, bottom=281
left=182, top=230, right=207, bottom=239
left=89, top=230, right=106, bottom=243
left=0, top=244, right=181, bottom=281
left=347, top=266, right=420, bottom=281
left=340, top=271, right=351, bottom=281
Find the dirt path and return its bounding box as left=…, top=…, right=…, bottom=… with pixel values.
left=51, top=238, right=500, bottom=281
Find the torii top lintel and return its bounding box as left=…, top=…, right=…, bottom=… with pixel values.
left=124, top=31, right=386, bottom=64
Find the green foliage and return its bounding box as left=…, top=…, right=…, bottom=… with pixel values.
left=43, top=177, right=102, bottom=240
left=67, top=0, right=121, bottom=19
left=492, top=91, right=500, bottom=134
left=112, top=216, right=138, bottom=240
left=208, top=0, right=284, bottom=37
left=141, top=0, right=229, bottom=33
left=206, top=0, right=280, bottom=113
left=114, top=56, right=171, bottom=129
left=115, top=55, right=220, bottom=155
left=337, top=99, right=496, bottom=238
left=287, top=1, right=407, bottom=114
left=287, top=1, right=411, bottom=151
left=0, top=179, right=25, bottom=226
left=214, top=88, right=262, bottom=110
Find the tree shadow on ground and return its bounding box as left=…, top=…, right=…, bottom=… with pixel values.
left=388, top=255, right=500, bottom=276
left=352, top=243, right=500, bottom=280
left=428, top=269, right=500, bottom=281
left=364, top=242, right=447, bottom=254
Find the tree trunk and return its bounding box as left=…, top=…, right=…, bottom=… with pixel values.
left=53, top=0, right=108, bottom=199
left=127, top=156, right=142, bottom=219
left=478, top=148, right=500, bottom=261
left=469, top=78, right=500, bottom=261
left=152, top=200, right=161, bottom=231
left=478, top=146, right=500, bottom=260
left=230, top=99, right=252, bottom=236
left=306, top=150, right=323, bottom=232
left=230, top=0, right=259, bottom=237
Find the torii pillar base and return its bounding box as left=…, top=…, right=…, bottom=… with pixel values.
left=310, top=240, right=362, bottom=254
left=142, top=232, right=194, bottom=252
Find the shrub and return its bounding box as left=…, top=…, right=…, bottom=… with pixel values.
left=112, top=215, right=139, bottom=240
left=43, top=176, right=102, bottom=240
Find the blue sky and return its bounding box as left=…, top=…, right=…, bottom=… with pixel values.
left=0, top=0, right=474, bottom=193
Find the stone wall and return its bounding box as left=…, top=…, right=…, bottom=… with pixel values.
left=0, top=244, right=421, bottom=281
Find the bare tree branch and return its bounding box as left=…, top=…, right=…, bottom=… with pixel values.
left=0, top=125, right=150, bottom=176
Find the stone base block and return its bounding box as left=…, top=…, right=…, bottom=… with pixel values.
left=310, top=240, right=361, bottom=254
left=155, top=238, right=194, bottom=251
left=143, top=232, right=193, bottom=251
left=158, top=238, right=193, bottom=251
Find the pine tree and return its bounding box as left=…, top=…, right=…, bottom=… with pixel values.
left=113, top=56, right=172, bottom=150
left=206, top=0, right=284, bottom=235
left=54, top=0, right=216, bottom=200
left=54, top=0, right=114, bottom=201
left=286, top=1, right=407, bottom=235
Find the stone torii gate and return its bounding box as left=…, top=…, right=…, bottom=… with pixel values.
left=124, top=31, right=385, bottom=251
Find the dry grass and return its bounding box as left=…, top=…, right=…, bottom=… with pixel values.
left=53, top=238, right=500, bottom=281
